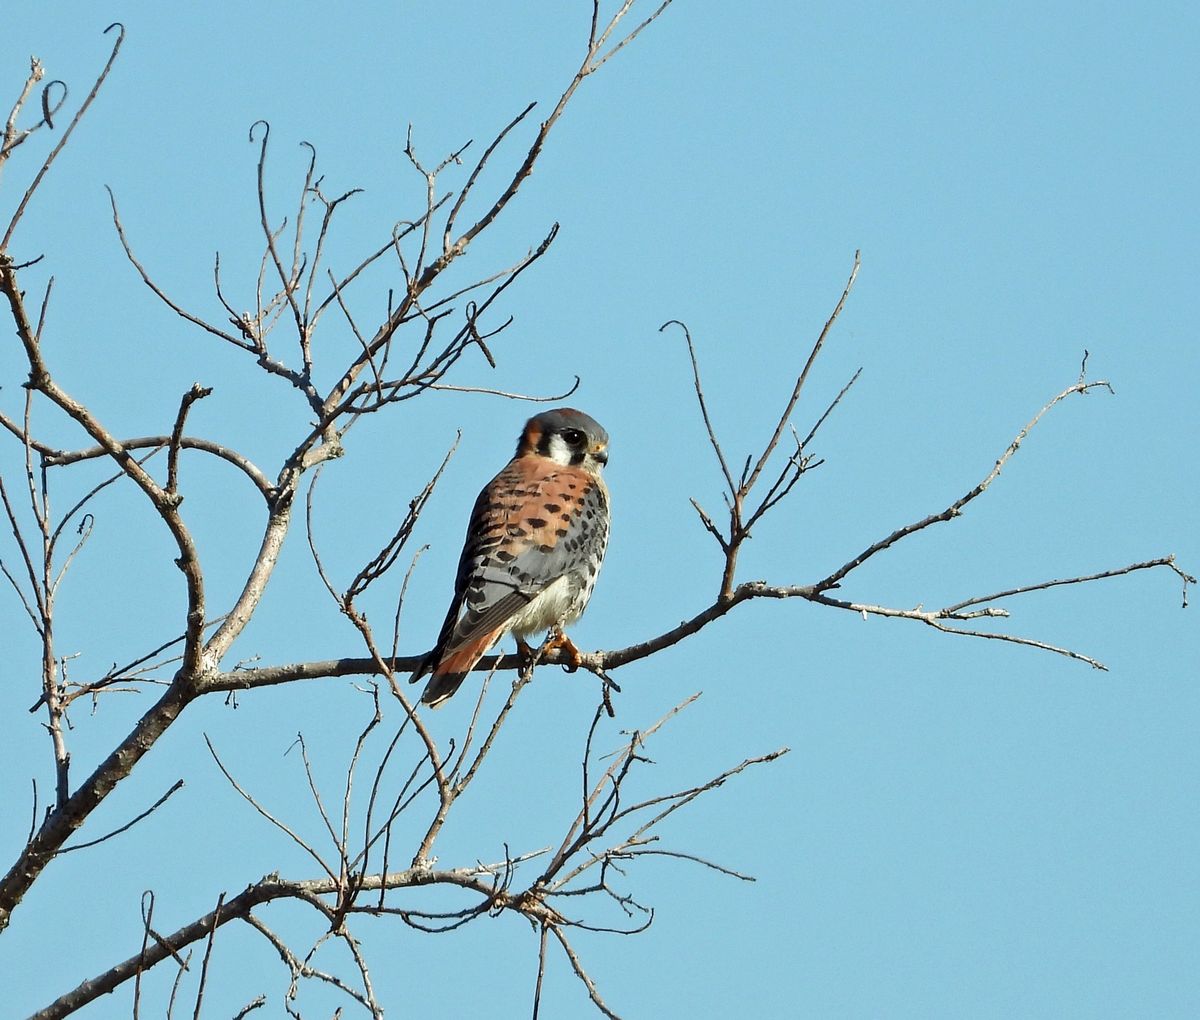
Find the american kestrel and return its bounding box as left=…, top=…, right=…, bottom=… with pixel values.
left=413, top=407, right=611, bottom=708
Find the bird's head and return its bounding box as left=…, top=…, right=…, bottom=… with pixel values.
left=517, top=407, right=609, bottom=473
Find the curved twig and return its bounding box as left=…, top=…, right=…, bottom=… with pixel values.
left=3, top=24, right=125, bottom=250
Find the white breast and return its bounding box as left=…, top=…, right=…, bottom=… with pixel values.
left=508, top=574, right=590, bottom=638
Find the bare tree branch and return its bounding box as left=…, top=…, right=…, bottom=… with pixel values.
left=30, top=862, right=562, bottom=1020
left=1, top=57, right=54, bottom=170
left=58, top=779, right=185, bottom=855
left=166, top=384, right=212, bottom=499
left=2, top=23, right=124, bottom=249
left=548, top=924, right=622, bottom=1020
left=813, top=377, right=1116, bottom=593
left=201, top=545, right=1194, bottom=693
left=0, top=260, right=210, bottom=680
left=2, top=6, right=1188, bottom=1015
left=206, top=735, right=337, bottom=882
left=43, top=434, right=274, bottom=499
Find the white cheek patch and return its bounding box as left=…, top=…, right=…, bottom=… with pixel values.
left=545, top=433, right=573, bottom=466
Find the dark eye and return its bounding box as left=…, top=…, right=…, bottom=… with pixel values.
left=561, top=428, right=585, bottom=446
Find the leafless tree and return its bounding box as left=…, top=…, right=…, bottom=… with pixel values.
left=1, top=6, right=1191, bottom=1019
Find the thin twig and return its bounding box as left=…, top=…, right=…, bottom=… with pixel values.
left=242, top=914, right=374, bottom=1012
left=3, top=24, right=125, bottom=250
left=531, top=922, right=550, bottom=1020
left=191, top=892, right=224, bottom=1020
left=943, top=557, right=1196, bottom=613
left=744, top=250, right=860, bottom=496
left=106, top=187, right=252, bottom=349
left=815, top=378, right=1115, bottom=592
left=548, top=925, right=622, bottom=1020
left=59, top=779, right=184, bottom=854
left=205, top=735, right=336, bottom=881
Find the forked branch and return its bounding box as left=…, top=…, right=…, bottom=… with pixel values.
left=663, top=249, right=862, bottom=600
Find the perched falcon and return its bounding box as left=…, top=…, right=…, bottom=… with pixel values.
left=413, top=407, right=611, bottom=708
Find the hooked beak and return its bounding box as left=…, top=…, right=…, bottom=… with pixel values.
left=591, top=444, right=609, bottom=465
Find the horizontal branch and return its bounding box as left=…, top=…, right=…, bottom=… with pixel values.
left=943, top=556, right=1196, bottom=613
left=43, top=434, right=273, bottom=499
left=206, top=550, right=1191, bottom=695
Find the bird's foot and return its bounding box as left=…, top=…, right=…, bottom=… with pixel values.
left=540, top=629, right=582, bottom=672
left=515, top=635, right=536, bottom=662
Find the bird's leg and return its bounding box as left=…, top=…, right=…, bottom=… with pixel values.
left=540, top=627, right=582, bottom=672
left=515, top=634, right=536, bottom=662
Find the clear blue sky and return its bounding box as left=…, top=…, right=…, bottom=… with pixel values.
left=2, top=3, right=1197, bottom=1017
